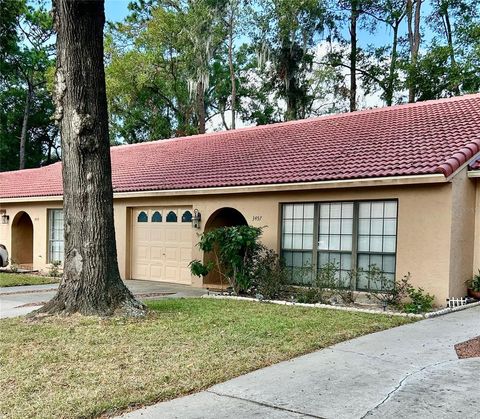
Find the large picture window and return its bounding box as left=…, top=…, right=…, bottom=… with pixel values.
left=280, top=200, right=398, bottom=290
left=48, top=209, right=64, bottom=263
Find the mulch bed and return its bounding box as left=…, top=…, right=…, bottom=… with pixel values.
left=455, top=336, right=480, bottom=359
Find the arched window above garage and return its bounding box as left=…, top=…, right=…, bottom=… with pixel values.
left=182, top=210, right=193, bottom=223
left=166, top=211, right=177, bottom=223
left=152, top=211, right=162, bottom=222
left=137, top=211, right=148, bottom=223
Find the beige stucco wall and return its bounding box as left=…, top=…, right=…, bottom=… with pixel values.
left=0, top=201, right=62, bottom=271
left=448, top=168, right=477, bottom=299
left=0, top=177, right=468, bottom=305
left=474, top=179, right=480, bottom=276
left=111, top=182, right=454, bottom=303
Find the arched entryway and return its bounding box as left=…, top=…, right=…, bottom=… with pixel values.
left=202, top=207, right=248, bottom=288
left=11, top=211, right=34, bottom=269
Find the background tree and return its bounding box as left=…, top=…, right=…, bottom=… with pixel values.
left=358, top=0, right=407, bottom=106
left=39, top=0, right=145, bottom=316
left=0, top=1, right=58, bottom=171
left=406, top=0, right=422, bottom=102
left=2, top=0, right=479, bottom=171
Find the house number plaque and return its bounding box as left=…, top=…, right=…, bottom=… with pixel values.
left=252, top=215, right=262, bottom=222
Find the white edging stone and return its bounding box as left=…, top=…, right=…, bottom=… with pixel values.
left=202, top=294, right=480, bottom=319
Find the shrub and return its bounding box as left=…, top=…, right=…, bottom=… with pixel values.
left=189, top=259, right=212, bottom=278
left=190, top=225, right=263, bottom=294
left=313, top=262, right=338, bottom=304
left=403, top=287, right=435, bottom=313
left=335, top=269, right=359, bottom=304
left=366, top=267, right=411, bottom=308
left=49, top=260, right=62, bottom=278
left=467, top=270, right=480, bottom=292
left=10, top=260, right=19, bottom=273
left=294, top=262, right=343, bottom=305
left=296, top=287, right=320, bottom=304
left=251, top=247, right=288, bottom=300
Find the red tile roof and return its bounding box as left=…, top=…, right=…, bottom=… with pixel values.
left=1, top=94, right=480, bottom=199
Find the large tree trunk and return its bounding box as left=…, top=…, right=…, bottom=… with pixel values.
left=19, top=83, right=32, bottom=170
left=349, top=0, right=358, bottom=112
left=38, top=0, right=145, bottom=317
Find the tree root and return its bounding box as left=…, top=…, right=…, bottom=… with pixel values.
left=29, top=284, right=147, bottom=319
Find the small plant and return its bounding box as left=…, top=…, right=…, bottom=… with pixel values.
left=313, top=262, right=338, bottom=304
left=403, top=286, right=435, bottom=314
left=335, top=269, right=359, bottom=305
left=296, top=286, right=320, bottom=304
left=366, top=267, right=411, bottom=308
left=466, top=270, right=480, bottom=292
left=251, top=247, right=288, bottom=300
left=294, top=262, right=339, bottom=305
left=49, top=260, right=62, bottom=278
left=9, top=260, right=19, bottom=273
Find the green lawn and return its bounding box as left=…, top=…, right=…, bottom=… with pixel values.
left=0, top=299, right=414, bottom=419
left=0, top=272, right=59, bottom=287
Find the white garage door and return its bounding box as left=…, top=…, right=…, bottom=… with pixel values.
left=131, top=208, right=193, bottom=284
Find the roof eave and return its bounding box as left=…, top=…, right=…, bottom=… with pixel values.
left=0, top=173, right=448, bottom=203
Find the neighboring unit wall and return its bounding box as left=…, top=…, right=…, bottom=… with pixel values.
left=0, top=201, right=63, bottom=271
left=448, top=168, right=477, bottom=299
left=474, top=179, right=480, bottom=275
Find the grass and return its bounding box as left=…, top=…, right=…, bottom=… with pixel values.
left=0, top=272, right=59, bottom=287
left=0, top=298, right=414, bottom=419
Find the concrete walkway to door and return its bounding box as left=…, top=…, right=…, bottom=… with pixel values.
left=120, top=305, right=480, bottom=419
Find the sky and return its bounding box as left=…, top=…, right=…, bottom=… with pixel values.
left=105, top=0, right=131, bottom=22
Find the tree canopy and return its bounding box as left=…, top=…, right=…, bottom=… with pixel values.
left=1, top=0, right=479, bottom=170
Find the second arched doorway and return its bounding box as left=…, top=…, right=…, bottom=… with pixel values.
left=202, top=207, right=248, bottom=288
left=11, top=211, right=34, bottom=269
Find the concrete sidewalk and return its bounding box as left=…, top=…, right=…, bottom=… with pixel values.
left=121, top=306, right=480, bottom=419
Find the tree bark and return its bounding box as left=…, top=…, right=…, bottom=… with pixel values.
left=228, top=9, right=236, bottom=130
left=19, top=83, right=32, bottom=170
left=442, top=7, right=460, bottom=95
left=407, top=0, right=422, bottom=103
left=349, top=0, right=358, bottom=112
left=37, top=0, right=145, bottom=317
left=386, top=24, right=399, bottom=107
left=197, top=80, right=206, bottom=134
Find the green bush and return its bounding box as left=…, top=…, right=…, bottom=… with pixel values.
left=252, top=247, right=288, bottom=300
left=294, top=262, right=340, bottom=305
left=366, top=267, right=411, bottom=307
left=403, top=286, right=435, bottom=314
left=467, top=270, right=480, bottom=292
left=48, top=260, right=62, bottom=278
left=190, top=225, right=263, bottom=294
left=312, top=262, right=338, bottom=304
left=296, top=287, right=320, bottom=304
left=335, top=269, right=359, bottom=304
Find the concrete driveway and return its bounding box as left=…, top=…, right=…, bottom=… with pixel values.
left=120, top=306, right=480, bottom=419
left=0, top=280, right=207, bottom=319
